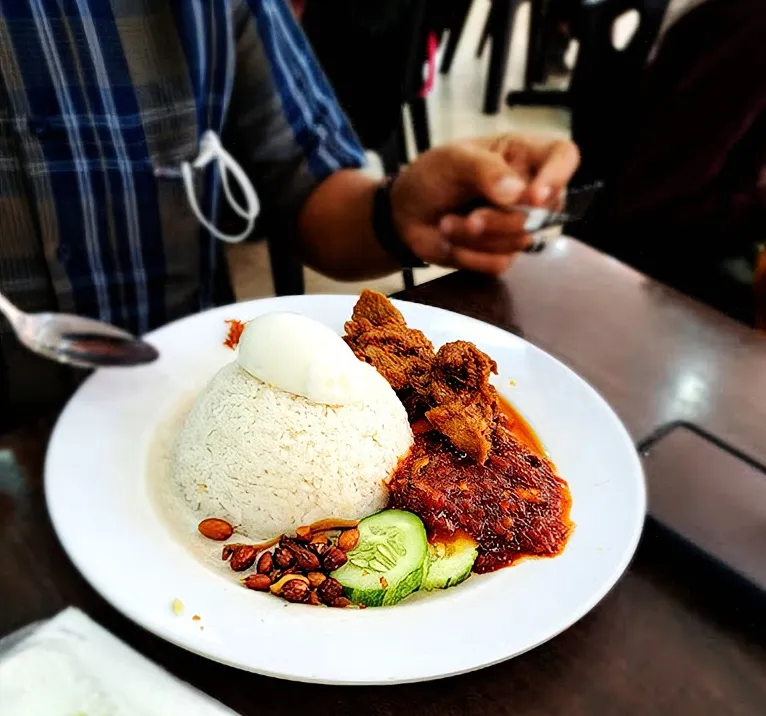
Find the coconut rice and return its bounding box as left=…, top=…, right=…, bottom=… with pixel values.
left=168, top=362, right=413, bottom=540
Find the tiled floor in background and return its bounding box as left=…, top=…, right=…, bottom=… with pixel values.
left=227, top=0, right=570, bottom=301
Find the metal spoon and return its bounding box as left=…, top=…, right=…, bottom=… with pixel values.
left=457, top=181, right=604, bottom=253
left=0, top=290, right=159, bottom=369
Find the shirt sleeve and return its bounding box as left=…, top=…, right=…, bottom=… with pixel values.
left=224, top=0, right=366, bottom=228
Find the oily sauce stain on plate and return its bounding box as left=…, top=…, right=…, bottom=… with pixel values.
left=388, top=397, right=573, bottom=573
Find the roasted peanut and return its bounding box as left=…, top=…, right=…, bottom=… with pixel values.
left=230, top=545, right=257, bottom=572
left=256, top=551, right=274, bottom=574
left=198, top=518, right=234, bottom=541
left=289, top=544, right=321, bottom=572
left=308, top=590, right=321, bottom=606
left=270, top=573, right=310, bottom=595
left=337, top=528, right=360, bottom=552
left=221, top=543, right=245, bottom=561
left=307, top=572, right=327, bottom=589
left=316, top=577, right=344, bottom=606
left=242, top=574, right=272, bottom=591
left=274, top=565, right=299, bottom=580
left=322, top=547, right=348, bottom=572
left=309, top=540, right=330, bottom=557
left=282, top=579, right=311, bottom=603
left=274, top=546, right=294, bottom=569
left=331, top=597, right=353, bottom=609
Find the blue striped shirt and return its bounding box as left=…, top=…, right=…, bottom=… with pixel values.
left=0, top=0, right=364, bottom=418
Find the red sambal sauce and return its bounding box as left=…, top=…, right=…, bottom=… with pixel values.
left=223, top=319, right=246, bottom=350
left=388, top=398, right=573, bottom=573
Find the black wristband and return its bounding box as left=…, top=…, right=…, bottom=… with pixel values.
left=372, top=174, right=429, bottom=269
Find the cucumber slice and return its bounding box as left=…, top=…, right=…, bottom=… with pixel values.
left=331, top=510, right=428, bottom=607
left=421, top=535, right=478, bottom=591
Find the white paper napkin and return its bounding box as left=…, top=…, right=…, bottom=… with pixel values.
left=0, top=607, right=238, bottom=716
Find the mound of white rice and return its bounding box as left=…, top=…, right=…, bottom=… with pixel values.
left=169, top=362, right=413, bottom=540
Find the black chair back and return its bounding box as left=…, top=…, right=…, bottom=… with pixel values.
left=568, top=0, right=670, bottom=185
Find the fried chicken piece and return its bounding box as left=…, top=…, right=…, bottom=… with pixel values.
left=344, top=292, right=498, bottom=463
left=345, top=289, right=406, bottom=333
left=421, top=341, right=499, bottom=464
left=423, top=341, right=498, bottom=404
left=344, top=290, right=435, bottom=391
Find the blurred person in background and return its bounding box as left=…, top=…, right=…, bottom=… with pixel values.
left=300, top=0, right=426, bottom=172
left=0, top=0, right=579, bottom=429
left=584, top=0, right=766, bottom=325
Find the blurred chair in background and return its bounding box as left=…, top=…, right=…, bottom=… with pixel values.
left=440, top=0, right=529, bottom=114
left=439, top=0, right=580, bottom=114
left=558, top=0, right=669, bottom=185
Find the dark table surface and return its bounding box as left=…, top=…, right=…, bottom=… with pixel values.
left=2, top=238, right=766, bottom=715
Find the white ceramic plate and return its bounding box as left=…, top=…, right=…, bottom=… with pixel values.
left=45, top=296, right=645, bottom=685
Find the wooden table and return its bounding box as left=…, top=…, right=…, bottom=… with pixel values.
left=2, top=238, right=766, bottom=714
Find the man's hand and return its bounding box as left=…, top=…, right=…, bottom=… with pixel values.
left=390, top=135, right=580, bottom=274
left=297, top=134, right=579, bottom=282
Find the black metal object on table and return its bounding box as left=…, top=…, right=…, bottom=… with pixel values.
left=638, top=420, right=766, bottom=597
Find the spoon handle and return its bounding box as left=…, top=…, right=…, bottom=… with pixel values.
left=0, top=290, right=23, bottom=325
